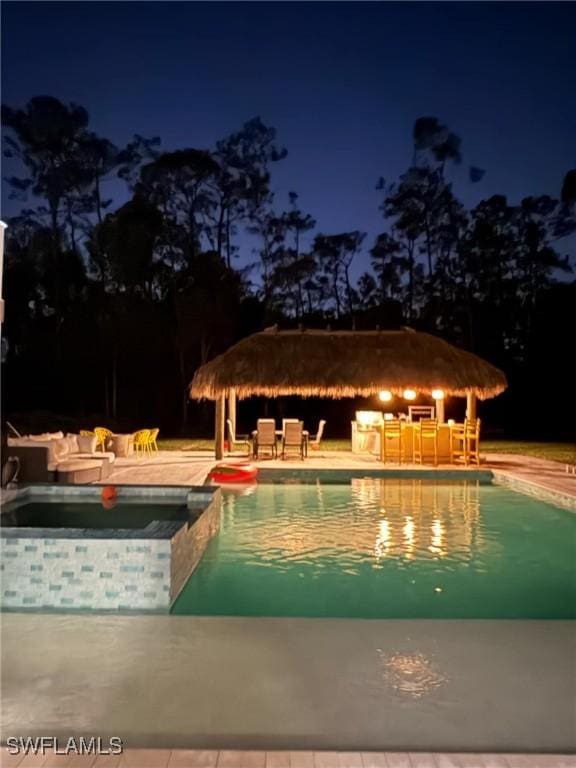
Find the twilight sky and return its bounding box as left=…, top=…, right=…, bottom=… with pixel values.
left=2, top=1, right=575, bottom=275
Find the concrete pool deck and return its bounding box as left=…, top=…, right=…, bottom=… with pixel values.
left=1, top=615, right=575, bottom=755
left=100, top=451, right=576, bottom=506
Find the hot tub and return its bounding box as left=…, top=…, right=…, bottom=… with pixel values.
left=0, top=484, right=221, bottom=612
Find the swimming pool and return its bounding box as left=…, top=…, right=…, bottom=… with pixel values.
left=172, top=477, right=576, bottom=619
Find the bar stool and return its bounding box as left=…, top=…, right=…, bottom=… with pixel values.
left=451, top=418, right=481, bottom=466
left=380, top=419, right=403, bottom=464
left=414, top=419, right=438, bottom=466
left=465, top=418, right=481, bottom=466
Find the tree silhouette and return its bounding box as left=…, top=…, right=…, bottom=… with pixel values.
left=1, top=99, right=574, bottom=439
left=412, top=116, right=462, bottom=174
left=313, top=232, right=365, bottom=321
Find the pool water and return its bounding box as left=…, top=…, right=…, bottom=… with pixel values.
left=172, top=479, right=576, bottom=619
left=1, top=502, right=190, bottom=530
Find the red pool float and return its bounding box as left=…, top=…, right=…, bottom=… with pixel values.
left=101, top=485, right=118, bottom=509
left=208, top=462, right=258, bottom=485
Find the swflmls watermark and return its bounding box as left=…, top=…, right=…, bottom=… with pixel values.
left=6, top=736, right=123, bottom=755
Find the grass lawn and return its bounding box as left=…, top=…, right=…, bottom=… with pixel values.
left=480, top=441, right=576, bottom=465
left=158, top=438, right=576, bottom=464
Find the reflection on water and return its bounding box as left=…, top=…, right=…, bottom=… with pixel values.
left=378, top=650, right=447, bottom=699
left=223, top=479, right=484, bottom=569
left=353, top=478, right=482, bottom=562
left=173, top=477, right=576, bottom=618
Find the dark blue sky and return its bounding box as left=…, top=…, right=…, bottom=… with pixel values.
left=2, top=1, right=575, bottom=275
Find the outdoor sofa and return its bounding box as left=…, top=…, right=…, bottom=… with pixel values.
left=6, top=432, right=115, bottom=484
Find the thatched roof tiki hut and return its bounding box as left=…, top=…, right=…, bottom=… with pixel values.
left=189, top=328, right=508, bottom=459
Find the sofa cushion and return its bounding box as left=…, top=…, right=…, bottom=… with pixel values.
left=53, top=437, right=70, bottom=460
left=56, top=459, right=102, bottom=472
left=77, top=434, right=97, bottom=453
left=46, top=431, right=64, bottom=440
left=56, top=460, right=103, bottom=483
left=75, top=451, right=115, bottom=464
left=65, top=434, right=80, bottom=453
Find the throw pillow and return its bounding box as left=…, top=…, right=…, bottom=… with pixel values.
left=66, top=434, right=80, bottom=452
left=77, top=434, right=97, bottom=453
left=53, top=438, right=70, bottom=460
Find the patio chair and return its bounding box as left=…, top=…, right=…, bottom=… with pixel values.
left=309, top=419, right=326, bottom=450
left=380, top=419, right=403, bottom=464
left=282, top=421, right=305, bottom=460
left=414, top=418, right=438, bottom=466
left=226, top=419, right=251, bottom=456
left=465, top=418, right=481, bottom=466
left=253, top=419, right=277, bottom=459
left=281, top=418, right=300, bottom=434
left=147, top=428, right=160, bottom=453
left=94, top=427, right=113, bottom=452
left=132, top=429, right=151, bottom=457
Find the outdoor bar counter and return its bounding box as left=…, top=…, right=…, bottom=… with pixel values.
left=398, top=421, right=454, bottom=463
left=352, top=411, right=474, bottom=464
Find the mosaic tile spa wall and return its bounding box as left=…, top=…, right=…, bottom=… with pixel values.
left=1, top=485, right=221, bottom=612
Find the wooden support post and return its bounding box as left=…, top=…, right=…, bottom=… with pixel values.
left=215, top=393, right=225, bottom=460
left=436, top=397, right=445, bottom=423
left=228, top=388, right=237, bottom=435
left=466, top=393, right=477, bottom=421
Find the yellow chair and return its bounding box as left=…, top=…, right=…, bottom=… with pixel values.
left=380, top=420, right=403, bottom=464
left=94, top=427, right=113, bottom=452
left=464, top=418, right=481, bottom=466
left=414, top=419, right=439, bottom=466
left=450, top=419, right=481, bottom=466
left=450, top=423, right=465, bottom=465
left=147, top=428, right=160, bottom=453
left=132, top=429, right=151, bottom=457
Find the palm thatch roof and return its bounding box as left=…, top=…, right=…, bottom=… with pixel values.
left=189, top=327, right=507, bottom=401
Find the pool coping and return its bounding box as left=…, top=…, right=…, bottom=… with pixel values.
left=1, top=747, right=574, bottom=767
left=250, top=466, right=576, bottom=511
left=255, top=468, right=494, bottom=482
left=491, top=469, right=576, bottom=512
left=0, top=483, right=219, bottom=539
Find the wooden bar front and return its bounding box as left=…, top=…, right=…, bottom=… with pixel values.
left=382, top=423, right=458, bottom=464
